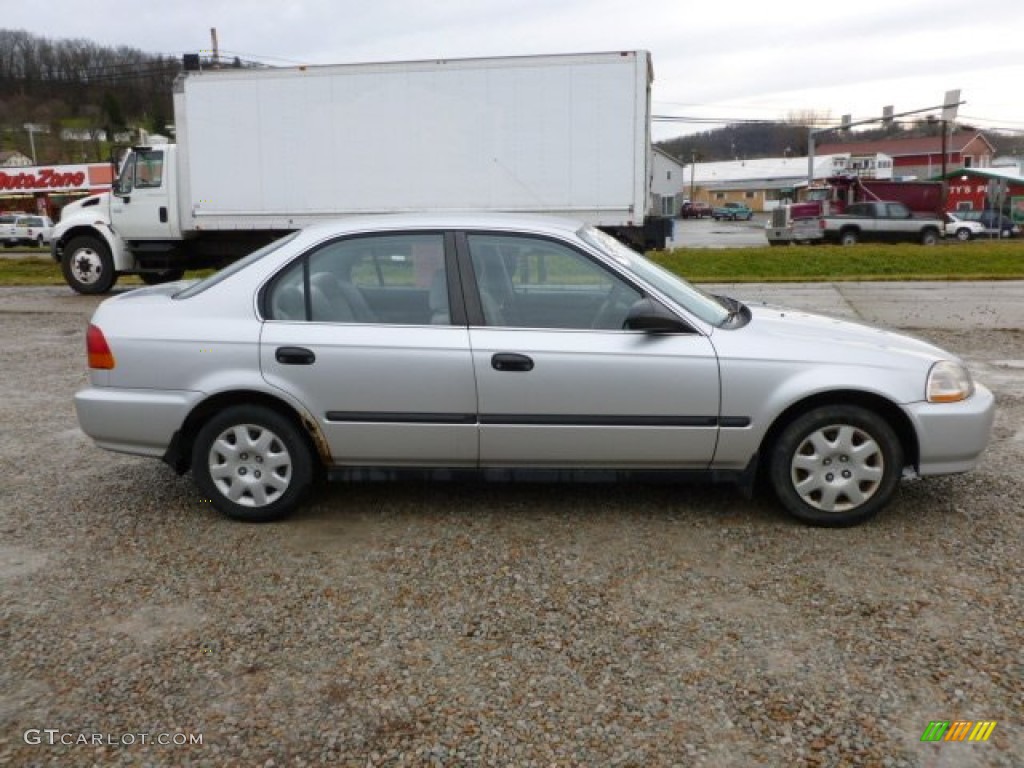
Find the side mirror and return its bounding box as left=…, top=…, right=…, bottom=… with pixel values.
left=624, top=298, right=692, bottom=333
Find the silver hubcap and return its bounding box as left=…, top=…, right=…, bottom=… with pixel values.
left=70, top=248, right=103, bottom=285
left=790, top=424, right=884, bottom=513
left=208, top=424, right=292, bottom=508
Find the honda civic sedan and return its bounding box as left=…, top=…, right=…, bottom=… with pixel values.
left=76, top=213, right=995, bottom=527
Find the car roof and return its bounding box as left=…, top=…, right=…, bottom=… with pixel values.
left=291, top=212, right=586, bottom=242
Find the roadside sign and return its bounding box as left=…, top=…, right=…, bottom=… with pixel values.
left=942, top=90, right=961, bottom=121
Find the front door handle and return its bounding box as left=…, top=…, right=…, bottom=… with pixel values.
left=492, top=352, right=534, bottom=372
left=276, top=346, right=316, bottom=365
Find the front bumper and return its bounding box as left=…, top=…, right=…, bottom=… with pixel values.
left=75, top=386, right=203, bottom=458
left=905, top=383, right=996, bottom=475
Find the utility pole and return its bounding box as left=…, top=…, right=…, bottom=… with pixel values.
left=23, top=124, right=39, bottom=164
left=807, top=98, right=965, bottom=186
left=689, top=151, right=696, bottom=201
left=210, top=28, right=220, bottom=67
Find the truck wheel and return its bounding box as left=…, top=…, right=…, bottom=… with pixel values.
left=140, top=269, right=185, bottom=285
left=769, top=405, right=903, bottom=527
left=839, top=230, right=858, bottom=246
left=920, top=228, right=940, bottom=246
left=61, top=236, right=117, bottom=294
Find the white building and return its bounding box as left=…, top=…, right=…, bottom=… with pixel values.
left=650, top=148, right=687, bottom=217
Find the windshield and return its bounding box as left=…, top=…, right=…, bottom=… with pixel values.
left=578, top=226, right=731, bottom=326
left=174, top=232, right=301, bottom=299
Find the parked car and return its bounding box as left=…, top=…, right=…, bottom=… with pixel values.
left=3, top=214, right=54, bottom=247
left=957, top=210, right=1020, bottom=238
left=943, top=213, right=986, bottom=241
left=712, top=202, right=754, bottom=221
left=680, top=201, right=713, bottom=219
left=75, top=213, right=994, bottom=528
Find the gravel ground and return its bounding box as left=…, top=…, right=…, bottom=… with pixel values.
left=1, top=285, right=1021, bottom=767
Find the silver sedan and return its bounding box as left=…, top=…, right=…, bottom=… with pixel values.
left=76, top=213, right=995, bottom=526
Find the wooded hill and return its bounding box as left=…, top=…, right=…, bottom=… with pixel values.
left=656, top=119, right=1017, bottom=165
left=2, top=28, right=1018, bottom=166
left=0, top=28, right=182, bottom=164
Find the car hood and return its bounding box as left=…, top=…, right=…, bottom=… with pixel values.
left=742, top=304, right=953, bottom=365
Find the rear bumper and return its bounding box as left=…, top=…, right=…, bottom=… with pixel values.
left=905, top=383, right=996, bottom=475
left=75, top=386, right=203, bottom=458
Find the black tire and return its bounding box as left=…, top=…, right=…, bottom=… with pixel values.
left=769, top=405, right=903, bottom=527
left=920, top=228, right=940, bottom=246
left=140, top=269, right=185, bottom=285
left=954, top=228, right=972, bottom=242
left=839, top=229, right=859, bottom=246
left=61, top=235, right=116, bottom=294
left=192, top=405, right=314, bottom=523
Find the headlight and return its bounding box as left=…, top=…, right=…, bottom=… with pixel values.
left=927, top=360, right=974, bottom=403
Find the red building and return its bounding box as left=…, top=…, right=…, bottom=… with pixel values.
left=816, top=132, right=997, bottom=181
left=936, top=167, right=1024, bottom=221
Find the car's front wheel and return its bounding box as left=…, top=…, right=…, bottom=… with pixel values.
left=921, top=228, right=940, bottom=246
left=192, top=405, right=314, bottom=522
left=768, top=405, right=903, bottom=527
left=954, top=228, right=972, bottom=242
left=61, top=235, right=116, bottom=294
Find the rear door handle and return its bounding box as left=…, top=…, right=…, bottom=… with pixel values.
left=492, top=352, right=534, bottom=372
left=276, top=346, right=316, bottom=365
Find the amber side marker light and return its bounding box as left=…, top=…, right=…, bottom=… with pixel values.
left=86, top=324, right=115, bottom=369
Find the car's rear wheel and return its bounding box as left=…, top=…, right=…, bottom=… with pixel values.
left=769, top=405, right=903, bottom=527
left=61, top=235, right=116, bottom=294
left=839, top=229, right=859, bottom=246
left=921, top=228, right=940, bottom=246
left=192, top=405, right=314, bottom=522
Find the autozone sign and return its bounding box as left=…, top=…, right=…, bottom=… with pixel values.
left=0, top=165, right=91, bottom=192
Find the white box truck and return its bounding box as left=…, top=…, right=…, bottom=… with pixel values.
left=52, top=50, right=668, bottom=294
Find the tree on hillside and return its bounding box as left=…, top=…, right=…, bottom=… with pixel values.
left=0, top=28, right=180, bottom=162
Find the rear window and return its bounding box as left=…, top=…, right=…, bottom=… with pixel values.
left=174, top=232, right=300, bottom=299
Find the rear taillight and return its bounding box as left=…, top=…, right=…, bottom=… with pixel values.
left=86, top=324, right=115, bottom=369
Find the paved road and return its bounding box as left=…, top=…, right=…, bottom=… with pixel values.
left=668, top=215, right=769, bottom=248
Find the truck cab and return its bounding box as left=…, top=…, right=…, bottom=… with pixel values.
left=110, top=146, right=179, bottom=242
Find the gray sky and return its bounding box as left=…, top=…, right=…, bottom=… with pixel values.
left=4, top=0, right=1022, bottom=143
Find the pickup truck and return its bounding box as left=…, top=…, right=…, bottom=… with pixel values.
left=680, top=201, right=713, bottom=218
left=823, top=201, right=943, bottom=245
left=712, top=202, right=753, bottom=221
left=3, top=213, right=54, bottom=247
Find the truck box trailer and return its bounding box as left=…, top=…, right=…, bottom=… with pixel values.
left=52, top=51, right=667, bottom=293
